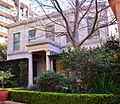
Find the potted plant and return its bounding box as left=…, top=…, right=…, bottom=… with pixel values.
left=0, top=71, right=14, bottom=101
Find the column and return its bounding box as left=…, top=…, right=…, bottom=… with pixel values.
left=28, top=53, right=33, bottom=88
left=17, top=0, right=21, bottom=21
left=46, top=51, right=50, bottom=70
left=50, top=60, right=53, bottom=71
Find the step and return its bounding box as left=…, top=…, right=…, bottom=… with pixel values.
left=3, top=101, right=27, bottom=104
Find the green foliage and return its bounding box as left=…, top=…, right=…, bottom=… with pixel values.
left=0, top=71, right=14, bottom=88
left=0, top=43, right=7, bottom=61
left=104, top=36, right=119, bottom=50
left=36, top=71, right=70, bottom=92
left=60, top=37, right=120, bottom=93
left=0, top=59, right=28, bottom=88
left=9, top=90, right=120, bottom=104
left=19, top=60, right=28, bottom=87
left=90, top=72, right=120, bottom=94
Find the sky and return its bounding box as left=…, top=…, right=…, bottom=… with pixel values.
left=29, top=0, right=108, bottom=16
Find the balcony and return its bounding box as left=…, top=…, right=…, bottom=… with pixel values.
left=26, top=37, right=62, bottom=53
left=0, top=26, right=8, bottom=37
left=0, top=16, right=14, bottom=27
left=0, top=5, right=14, bottom=17
left=0, top=0, right=14, bottom=8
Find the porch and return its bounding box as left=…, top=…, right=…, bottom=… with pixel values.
left=27, top=39, right=62, bottom=87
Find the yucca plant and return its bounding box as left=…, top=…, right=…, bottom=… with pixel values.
left=90, top=72, right=120, bottom=94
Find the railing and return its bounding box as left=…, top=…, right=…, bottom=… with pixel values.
left=0, top=5, right=14, bottom=15
left=28, top=35, right=63, bottom=47
left=28, top=35, right=67, bottom=47
left=0, top=15, right=14, bottom=24
left=4, top=0, right=14, bottom=6
left=0, top=26, right=8, bottom=33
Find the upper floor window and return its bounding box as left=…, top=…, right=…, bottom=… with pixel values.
left=28, top=29, right=36, bottom=41
left=13, top=33, right=20, bottom=51
left=87, top=18, right=100, bottom=39
left=45, top=25, right=55, bottom=41
left=66, top=34, right=70, bottom=43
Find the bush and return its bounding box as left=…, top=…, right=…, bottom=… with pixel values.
left=90, top=72, right=120, bottom=94
left=36, top=71, right=70, bottom=93
left=9, top=90, right=120, bottom=104
left=60, top=37, right=120, bottom=93
left=0, top=59, right=28, bottom=88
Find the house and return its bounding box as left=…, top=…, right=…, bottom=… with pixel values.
left=109, top=0, right=120, bottom=46
left=7, top=2, right=110, bottom=87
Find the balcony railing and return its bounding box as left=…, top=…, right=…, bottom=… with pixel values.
left=0, top=5, right=14, bottom=15
left=0, top=15, right=14, bottom=24
left=0, top=26, right=8, bottom=33
left=28, top=36, right=62, bottom=48
left=4, top=0, right=14, bottom=6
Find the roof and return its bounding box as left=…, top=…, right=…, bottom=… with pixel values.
left=9, top=2, right=106, bottom=28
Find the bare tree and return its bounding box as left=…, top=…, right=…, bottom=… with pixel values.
left=32, top=0, right=116, bottom=48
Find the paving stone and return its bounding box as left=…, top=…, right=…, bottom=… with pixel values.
left=3, top=101, right=26, bottom=104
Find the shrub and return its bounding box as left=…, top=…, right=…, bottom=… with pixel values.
left=90, top=72, right=120, bottom=94
left=36, top=71, right=70, bottom=93
left=60, top=37, right=120, bottom=93
left=0, top=59, right=28, bottom=88
left=9, top=90, right=120, bottom=104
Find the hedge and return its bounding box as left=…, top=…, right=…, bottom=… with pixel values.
left=8, top=90, right=120, bottom=104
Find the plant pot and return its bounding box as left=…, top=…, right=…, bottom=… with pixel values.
left=0, top=90, right=9, bottom=101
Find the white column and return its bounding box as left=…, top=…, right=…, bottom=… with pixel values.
left=28, top=53, right=33, bottom=88
left=50, top=60, right=53, bottom=71
left=46, top=51, right=50, bottom=70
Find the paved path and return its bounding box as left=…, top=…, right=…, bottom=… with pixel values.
left=0, top=101, right=26, bottom=104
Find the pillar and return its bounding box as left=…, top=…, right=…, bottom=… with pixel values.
left=28, top=53, right=33, bottom=88
left=46, top=51, right=50, bottom=70
left=50, top=60, right=53, bottom=71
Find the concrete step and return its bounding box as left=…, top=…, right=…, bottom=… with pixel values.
left=3, top=101, right=26, bottom=104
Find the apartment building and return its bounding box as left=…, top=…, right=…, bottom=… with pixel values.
left=0, top=0, right=15, bottom=43
left=7, top=2, right=109, bottom=87
left=0, top=0, right=38, bottom=44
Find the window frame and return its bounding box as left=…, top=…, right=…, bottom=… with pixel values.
left=13, top=32, right=20, bottom=51
left=28, top=29, right=36, bottom=41
left=87, top=17, right=100, bottom=39
left=45, top=25, right=55, bottom=41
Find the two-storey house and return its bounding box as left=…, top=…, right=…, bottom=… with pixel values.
left=7, top=2, right=109, bottom=87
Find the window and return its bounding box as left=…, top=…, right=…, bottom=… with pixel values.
left=66, top=35, right=70, bottom=43
left=87, top=18, right=100, bottom=39
left=45, top=25, right=55, bottom=41
left=13, top=33, right=20, bottom=51
left=28, top=29, right=36, bottom=41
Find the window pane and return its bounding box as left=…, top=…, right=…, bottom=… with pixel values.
left=13, top=33, right=20, bottom=51
left=45, top=25, right=55, bottom=41
left=87, top=18, right=100, bottom=39
left=29, top=29, right=36, bottom=38
left=14, top=33, right=20, bottom=42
